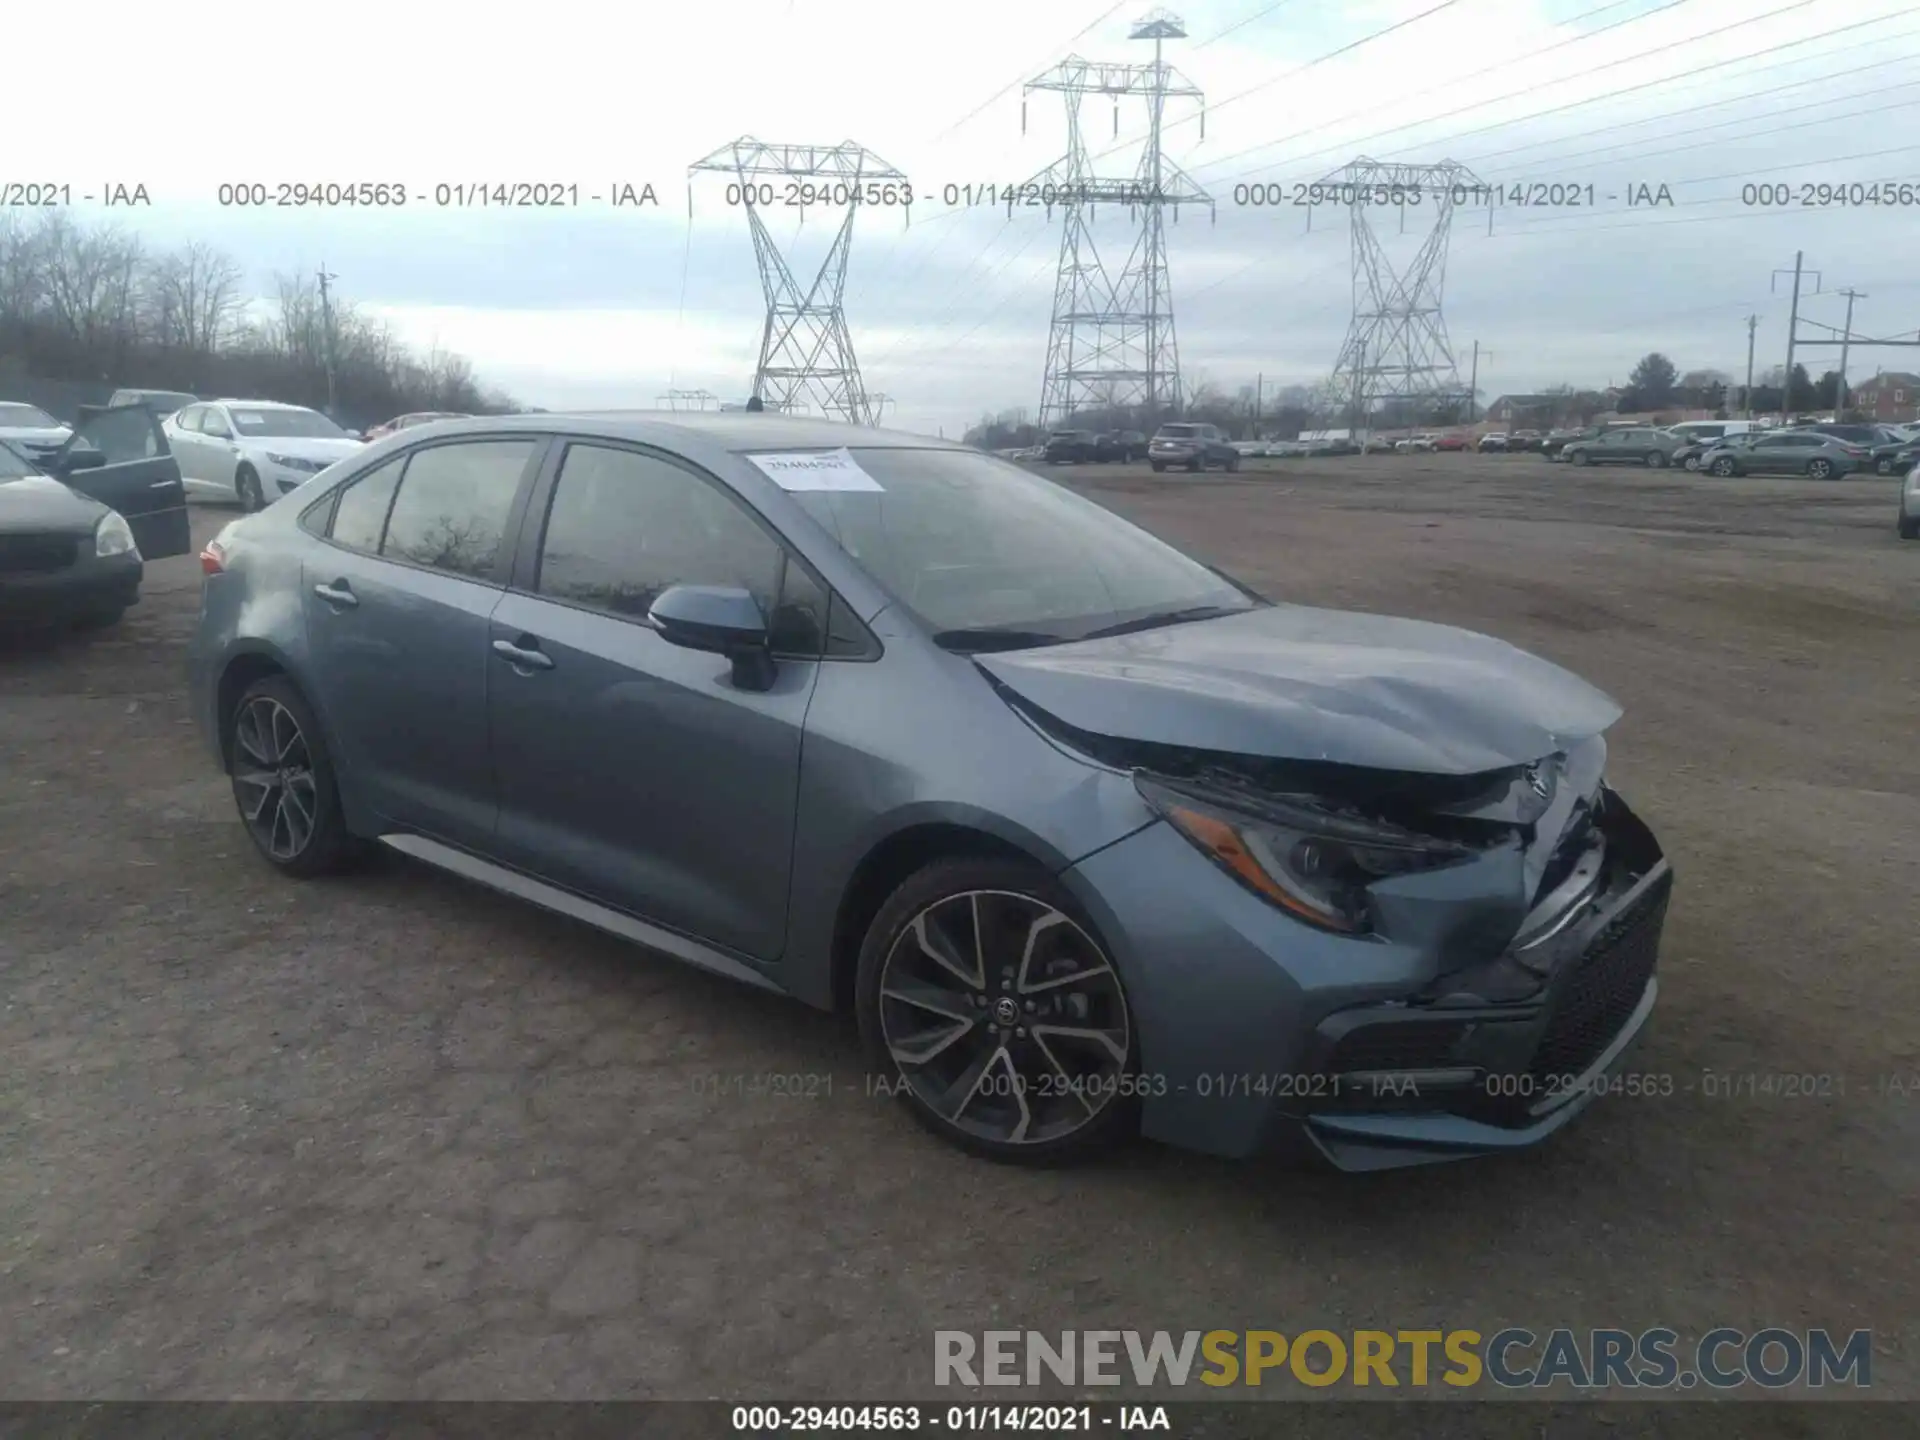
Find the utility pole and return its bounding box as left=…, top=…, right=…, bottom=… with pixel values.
left=1835, top=287, right=1866, bottom=416
left=1467, top=340, right=1481, bottom=423
left=315, top=265, right=339, bottom=417
left=1771, top=251, right=1819, bottom=420
left=1255, top=373, right=1262, bottom=431
left=1743, top=314, right=1757, bottom=419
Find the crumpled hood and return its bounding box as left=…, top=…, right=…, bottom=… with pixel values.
left=0, top=475, right=104, bottom=534
left=236, top=435, right=363, bottom=465
left=976, top=603, right=1622, bottom=775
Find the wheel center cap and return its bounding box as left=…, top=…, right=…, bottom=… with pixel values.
left=992, top=997, right=1020, bottom=1026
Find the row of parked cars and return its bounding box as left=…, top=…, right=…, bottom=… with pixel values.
left=1540, top=419, right=1920, bottom=481
left=0, top=389, right=474, bottom=634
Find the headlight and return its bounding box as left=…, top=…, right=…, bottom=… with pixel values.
left=265, top=452, right=321, bottom=472
left=94, top=511, right=139, bottom=559
left=1135, top=775, right=1477, bottom=935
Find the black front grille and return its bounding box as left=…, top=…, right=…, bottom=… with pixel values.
left=1528, top=874, right=1670, bottom=1080
left=0, top=533, right=78, bottom=574
left=1329, top=1020, right=1471, bottom=1074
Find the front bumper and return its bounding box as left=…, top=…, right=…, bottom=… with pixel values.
left=1062, top=786, right=1672, bottom=1168
left=0, top=546, right=141, bottom=626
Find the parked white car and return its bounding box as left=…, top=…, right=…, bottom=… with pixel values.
left=1395, top=434, right=1437, bottom=453
left=164, top=399, right=364, bottom=510
left=0, top=401, right=74, bottom=453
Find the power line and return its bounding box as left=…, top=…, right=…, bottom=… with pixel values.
left=1186, top=0, right=1690, bottom=181
left=1455, top=25, right=1920, bottom=170
left=1234, top=0, right=1822, bottom=182
left=1080, top=0, right=1467, bottom=171
left=1195, top=0, right=1306, bottom=49
left=1474, top=84, right=1920, bottom=186
left=933, top=1, right=1133, bottom=140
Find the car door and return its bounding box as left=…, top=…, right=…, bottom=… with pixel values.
left=194, top=405, right=244, bottom=495
left=301, top=436, right=546, bottom=851
left=166, top=405, right=210, bottom=488
left=486, top=439, right=823, bottom=961
left=1745, top=434, right=1798, bottom=474
left=51, top=404, right=191, bottom=560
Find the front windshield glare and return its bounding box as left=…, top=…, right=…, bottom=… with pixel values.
left=785, top=448, right=1258, bottom=646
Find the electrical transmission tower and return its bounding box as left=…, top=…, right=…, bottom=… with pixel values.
left=656, top=388, right=719, bottom=411
left=1026, top=9, right=1212, bottom=429
left=690, top=138, right=905, bottom=424
left=1318, top=158, right=1483, bottom=428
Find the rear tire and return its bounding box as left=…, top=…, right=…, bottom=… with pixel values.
left=856, top=857, right=1138, bottom=1165
left=75, top=605, right=128, bottom=631
left=1572, top=450, right=1589, bottom=466
left=226, top=675, right=361, bottom=878
left=1646, top=451, right=1667, bottom=467
left=1150, top=463, right=1166, bottom=473
left=1876, top=457, right=1894, bottom=476
left=1898, top=509, right=1919, bottom=540
left=1807, top=459, right=1833, bottom=480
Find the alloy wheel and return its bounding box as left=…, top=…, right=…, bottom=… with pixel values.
left=1809, top=460, right=1832, bottom=480
left=231, top=696, right=318, bottom=860
left=878, top=890, right=1131, bottom=1148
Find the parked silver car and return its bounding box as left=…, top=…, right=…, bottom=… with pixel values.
left=1899, top=466, right=1919, bottom=539
left=1701, top=431, right=1867, bottom=480
left=1560, top=427, right=1687, bottom=468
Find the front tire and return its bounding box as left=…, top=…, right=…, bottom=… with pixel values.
left=1150, top=462, right=1166, bottom=473
left=1898, top=507, right=1919, bottom=540
left=1876, top=457, right=1894, bottom=476
left=1683, top=455, right=1703, bottom=471
left=227, top=675, right=359, bottom=877
left=1572, top=450, right=1589, bottom=466
left=856, top=858, right=1138, bottom=1164
left=235, top=465, right=265, bottom=512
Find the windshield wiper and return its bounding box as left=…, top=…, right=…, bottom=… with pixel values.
left=931, top=627, right=1069, bottom=653
left=1077, top=604, right=1247, bottom=641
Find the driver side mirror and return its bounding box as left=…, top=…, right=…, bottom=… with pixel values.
left=648, top=584, right=775, bottom=691
left=60, top=449, right=107, bottom=472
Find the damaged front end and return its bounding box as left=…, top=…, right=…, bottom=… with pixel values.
left=1023, top=698, right=1674, bottom=1167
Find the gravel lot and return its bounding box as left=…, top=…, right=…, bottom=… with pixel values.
left=1, top=452, right=1914, bottom=1408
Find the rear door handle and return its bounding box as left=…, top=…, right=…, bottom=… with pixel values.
left=492, top=638, right=554, bottom=671
left=313, top=581, right=358, bottom=608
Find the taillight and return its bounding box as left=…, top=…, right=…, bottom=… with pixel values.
left=200, top=541, right=226, bottom=575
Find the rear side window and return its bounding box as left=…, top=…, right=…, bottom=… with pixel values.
left=380, top=440, right=534, bottom=579
left=328, top=455, right=404, bottom=552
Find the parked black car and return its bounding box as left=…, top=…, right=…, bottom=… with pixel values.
left=0, top=408, right=192, bottom=631
left=107, top=387, right=199, bottom=420
left=1099, top=430, right=1147, bottom=462
left=1043, top=429, right=1101, bottom=464
left=1508, top=430, right=1545, bottom=452
left=1147, top=423, right=1239, bottom=472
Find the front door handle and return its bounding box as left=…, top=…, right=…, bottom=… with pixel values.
left=313, top=581, right=358, bottom=609
left=492, top=638, right=554, bottom=671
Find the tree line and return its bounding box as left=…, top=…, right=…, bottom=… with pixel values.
left=0, top=210, right=517, bottom=426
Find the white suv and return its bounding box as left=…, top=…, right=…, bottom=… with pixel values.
left=164, top=399, right=365, bottom=510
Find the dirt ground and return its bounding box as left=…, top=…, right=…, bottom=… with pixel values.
left=1, top=452, right=1914, bottom=1409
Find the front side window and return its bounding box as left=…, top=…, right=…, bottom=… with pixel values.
left=380, top=440, right=533, bottom=579
left=200, top=408, right=233, bottom=438
left=72, top=406, right=165, bottom=462
left=536, top=443, right=784, bottom=623
left=784, top=447, right=1259, bottom=650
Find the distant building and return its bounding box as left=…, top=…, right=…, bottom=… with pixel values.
left=1849, top=372, right=1920, bottom=423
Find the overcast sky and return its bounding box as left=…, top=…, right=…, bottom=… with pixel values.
left=30, top=0, right=1920, bottom=433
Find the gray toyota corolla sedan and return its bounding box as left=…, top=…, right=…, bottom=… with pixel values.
left=187, top=414, right=1673, bottom=1170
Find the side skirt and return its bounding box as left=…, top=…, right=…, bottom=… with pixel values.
left=378, top=832, right=787, bottom=996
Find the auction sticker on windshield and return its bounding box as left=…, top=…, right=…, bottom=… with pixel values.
left=745, top=447, right=884, bottom=492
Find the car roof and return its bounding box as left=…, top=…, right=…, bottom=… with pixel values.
left=408, top=411, right=968, bottom=452
left=209, top=398, right=315, bottom=410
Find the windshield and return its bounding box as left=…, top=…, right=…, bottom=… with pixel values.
left=0, top=439, right=45, bottom=477
left=130, top=392, right=196, bottom=413
left=0, top=403, right=60, bottom=428
left=781, top=447, right=1260, bottom=649
left=228, top=406, right=347, bottom=438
